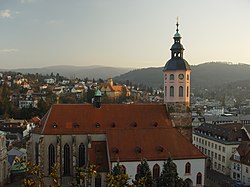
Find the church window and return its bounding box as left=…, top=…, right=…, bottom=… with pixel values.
left=48, top=144, right=55, bottom=174
left=185, top=162, right=191, bottom=174
left=170, top=86, right=174, bottom=97
left=35, top=142, right=39, bottom=165
left=121, top=165, right=126, bottom=174
left=95, top=174, right=102, bottom=187
left=187, top=86, right=189, bottom=97
left=79, top=143, right=86, bottom=167
left=170, top=74, right=174, bottom=80
left=179, top=86, right=183, bottom=97
left=196, top=172, right=202, bottom=185
left=187, top=74, right=189, bottom=80
left=64, top=143, right=71, bottom=175
left=153, top=164, right=160, bottom=179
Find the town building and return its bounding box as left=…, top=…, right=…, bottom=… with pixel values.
left=28, top=103, right=206, bottom=186
left=99, top=78, right=130, bottom=100
left=0, top=131, right=8, bottom=186
left=230, top=141, right=250, bottom=186
left=193, top=123, right=249, bottom=175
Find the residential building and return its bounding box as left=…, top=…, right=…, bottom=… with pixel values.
left=230, top=141, right=250, bottom=186
left=193, top=123, right=249, bottom=175
left=99, top=78, right=130, bottom=99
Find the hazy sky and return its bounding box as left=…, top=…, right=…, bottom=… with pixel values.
left=0, top=0, right=250, bottom=69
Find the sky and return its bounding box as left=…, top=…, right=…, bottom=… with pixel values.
left=0, top=0, right=250, bottom=69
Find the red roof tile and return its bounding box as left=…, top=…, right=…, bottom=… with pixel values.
left=107, top=128, right=206, bottom=162
left=36, top=104, right=172, bottom=135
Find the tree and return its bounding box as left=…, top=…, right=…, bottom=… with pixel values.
left=106, top=162, right=130, bottom=187
left=157, top=157, right=184, bottom=187
left=134, top=159, right=155, bottom=187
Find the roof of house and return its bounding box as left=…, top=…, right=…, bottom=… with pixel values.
left=230, top=141, right=250, bottom=166
left=193, top=123, right=249, bottom=144
left=107, top=128, right=206, bottom=162
left=34, top=104, right=172, bottom=135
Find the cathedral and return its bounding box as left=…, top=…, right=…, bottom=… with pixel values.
left=27, top=22, right=205, bottom=187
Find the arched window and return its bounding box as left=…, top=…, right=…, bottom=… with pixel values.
left=95, top=174, right=102, bottom=187
left=187, top=86, right=189, bottom=97
left=153, top=164, right=160, bottom=180
left=48, top=144, right=55, bottom=174
left=170, top=74, right=174, bottom=80
left=79, top=143, right=85, bottom=167
left=170, top=86, right=174, bottom=97
left=196, top=172, right=202, bottom=184
left=187, top=74, right=189, bottom=80
left=137, top=164, right=141, bottom=174
left=64, top=143, right=70, bottom=175
left=185, top=162, right=191, bottom=174
left=179, top=86, right=183, bottom=97
left=35, top=142, right=39, bottom=165
left=121, top=165, right=126, bottom=174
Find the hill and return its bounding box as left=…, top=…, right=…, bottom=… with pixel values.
left=1, top=65, right=132, bottom=80
left=113, top=62, right=250, bottom=89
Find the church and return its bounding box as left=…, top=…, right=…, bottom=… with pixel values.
left=28, top=22, right=206, bottom=187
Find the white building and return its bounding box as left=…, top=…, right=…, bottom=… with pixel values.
left=0, top=131, right=8, bottom=186
left=193, top=123, right=249, bottom=175
left=230, top=141, right=250, bottom=186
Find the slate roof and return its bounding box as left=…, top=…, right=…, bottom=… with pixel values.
left=230, top=141, right=250, bottom=166
left=194, top=123, right=249, bottom=144
left=163, top=57, right=190, bottom=71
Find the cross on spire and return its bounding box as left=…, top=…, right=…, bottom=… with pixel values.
left=176, top=16, right=179, bottom=33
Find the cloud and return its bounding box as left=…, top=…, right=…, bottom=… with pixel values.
left=0, top=9, right=11, bottom=18
left=0, top=49, right=19, bottom=54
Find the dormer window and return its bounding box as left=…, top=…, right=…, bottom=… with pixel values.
left=152, top=122, right=158, bottom=127
left=51, top=123, right=58, bottom=128
left=111, top=122, right=116, bottom=128
left=131, top=122, right=137, bottom=127
left=112, top=147, right=119, bottom=154
left=95, top=123, right=100, bottom=128
left=135, top=146, right=142, bottom=154
left=73, top=122, right=79, bottom=128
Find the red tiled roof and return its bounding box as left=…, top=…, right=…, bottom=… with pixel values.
left=35, top=104, right=172, bottom=135
left=107, top=128, right=206, bottom=162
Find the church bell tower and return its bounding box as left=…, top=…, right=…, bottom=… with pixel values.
left=163, top=20, right=191, bottom=112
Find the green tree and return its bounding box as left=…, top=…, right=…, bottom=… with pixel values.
left=106, top=162, right=130, bottom=187
left=134, top=159, right=155, bottom=187
left=157, top=157, right=184, bottom=187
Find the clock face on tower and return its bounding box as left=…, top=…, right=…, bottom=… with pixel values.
left=178, top=73, right=184, bottom=80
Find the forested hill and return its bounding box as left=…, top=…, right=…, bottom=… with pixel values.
left=113, top=62, right=250, bottom=89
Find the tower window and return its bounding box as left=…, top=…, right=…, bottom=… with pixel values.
left=187, top=86, right=189, bottom=97
left=187, top=74, right=189, bottom=80
left=170, top=86, right=174, bottom=97
left=179, top=86, right=183, bottom=97
left=170, top=74, right=174, bottom=80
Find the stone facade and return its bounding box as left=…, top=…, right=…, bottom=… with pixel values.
left=0, top=131, right=8, bottom=187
